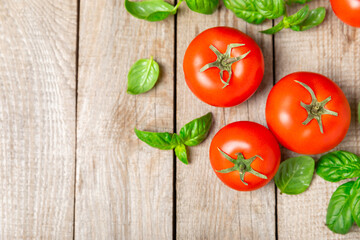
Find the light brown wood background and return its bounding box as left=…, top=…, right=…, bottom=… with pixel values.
left=0, top=0, right=359, bottom=239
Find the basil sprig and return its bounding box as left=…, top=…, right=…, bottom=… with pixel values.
left=223, top=0, right=284, bottom=24
left=185, top=0, right=219, bottom=15
left=127, top=56, right=160, bottom=95
left=135, top=112, right=212, bottom=164
left=274, top=156, right=315, bottom=195
left=262, top=6, right=326, bottom=34
left=125, top=0, right=219, bottom=21
left=316, top=151, right=360, bottom=183
left=224, top=0, right=326, bottom=34
left=125, top=0, right=182, bottom=22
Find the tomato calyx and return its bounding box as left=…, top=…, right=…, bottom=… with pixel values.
left=200, top=44, right=251, bottom=88
left=295, top=80, right=338, bottom=134
left=216, top=148, right=267, bottom=186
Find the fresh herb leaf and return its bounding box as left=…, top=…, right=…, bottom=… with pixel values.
left=261, top=20, right=285, bottom=34
left=351, top=178, right=360, bottom=227
left=179, top=112, right=212, bottom=146
left=316, top=151, right=360, bottom=182
left=326, top=181, right=355, bottom=234
left=175, top=144, right=188, bottom=164
left=127, top=56, right=160, bottom=95
left=283, top=5, right=309, bottom=27
left=185, top=0, right=219, bottom=14
left=125, top=0, right=181, bottom=22
left=285, top=0, right=312, bottom=5
left=134, top=129, right=179, bottom=150
left=254, top=0, right=285, bottom=19
left=262, top=5, right=310, bottom=34
left=135, top=113, right=213, bottom=164
left=274, top=156, right=315, bottom=195
left=290, top=7, right=326, bottom=31
left=223, top=0, right=266, bottom=24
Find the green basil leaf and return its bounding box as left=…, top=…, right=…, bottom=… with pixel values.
left=274, top=156, right=315, bottom=195
left=179, top=112, right=212, bottom=146
left=316, top=151, right=360, bottom=182
left=285, top=0, right=312, bottom=5
left=350, top=178, right=360, bottom=227
left=326, top=181, right=355, bottom=234
left=261, top=20, right=285, bottom=34
left=223, top=0, right=266, bottom=24
left=125, top=0, right=178, bottom=22
left=175, top=144, right=188, bottom=164
left=185, top=0, right=219, bottom=14
left=290, top=7, right=326, bottom=31
left=134, top=128, right=179, bottom=150
left=127, top=56, right=160, bottom=95
left=283, top=5, right=309, bottom=27
left=254, top=0, right=285, bottom=19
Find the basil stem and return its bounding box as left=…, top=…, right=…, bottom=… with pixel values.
left=135, top=112, right=212, bottom=164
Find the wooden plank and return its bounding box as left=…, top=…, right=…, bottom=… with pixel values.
left=275, top=1, right=360, bottom=239
left=75, top=0, right=174, bottom=239
left=0, top=0, right=77, bottom=239
left=176, top=4, right=275, bottom=239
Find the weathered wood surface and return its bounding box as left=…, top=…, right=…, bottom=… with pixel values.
left=176, top=3, right=275, bottom=239
left=0, top=0, right=77, bottom=239
left=275, top=1, right=360, bottom=239
left=75, top=0, right=174, bottom=239
left=1, top=0, right=360, bottom=239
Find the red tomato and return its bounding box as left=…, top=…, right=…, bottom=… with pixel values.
left=183, top=27, right=264, bottom=107
left=209, top=121, right=280, bottom=191
left=330, top=0, right=360, bottom=28
left=266, top=72, right=351, bottom=155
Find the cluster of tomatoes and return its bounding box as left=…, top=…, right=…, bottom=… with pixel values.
left=183, top=26, right=352, bottom=191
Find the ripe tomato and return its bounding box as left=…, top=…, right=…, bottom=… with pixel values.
left=266, top=72, right=351, bottom=155
left=183, top=27, right=264, bottom=107
left=330, top=0, right=360, bottom=28
left=209, top=121, right=280, bottom=191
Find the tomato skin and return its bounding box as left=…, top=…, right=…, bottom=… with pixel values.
left=266, top=72, right=351, bottom=155
left=330, top=0, right=360, bottom=28
left=183, top=27, right=264, bottom=107
left=209, top=121, right=281, bottom=191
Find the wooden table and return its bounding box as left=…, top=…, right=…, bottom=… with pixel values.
left=1, top=0, right=360, bottom=239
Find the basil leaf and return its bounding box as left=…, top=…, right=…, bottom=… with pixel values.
left=254, top=0, right=285, bottom=19
left=274, top=156, right=315, bottom=195
left=290, top=7, right=326, bottom=31
left=283, top=5, right=309, bottom=27
left=127, top=56, right=160, bottom=95
left=175, top=144, right=188, bottom=164
left=134, top=128, right=179, bottom=150
left=316, top=151, right=360, bottom=182
left=326, top=181, right=355, bottom=234
left=285, top=0, right=312, bottom=4
left=223, top=0, right=266, bottom=24
left=179, top=112, right=212, bottom=146
left=125, top=0, right=178, bottom=22
left=351, top=178, right=360, bottom=227
left=261, top=20, right=285, bottom=34
left=185, top=0, right=219, bottom=14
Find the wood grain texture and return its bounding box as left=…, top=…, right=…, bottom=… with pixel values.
left=275, top=1, right=360, bottom=239
left=176, top=4, right=275, bottom=239
left=0, top=0, right=77, bottom=239
left=75, top=0, right=174, bottom=239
